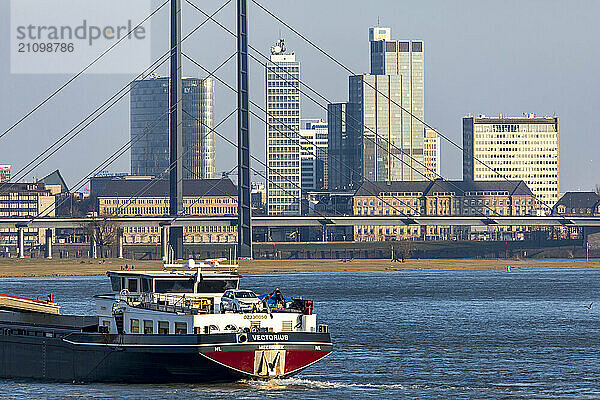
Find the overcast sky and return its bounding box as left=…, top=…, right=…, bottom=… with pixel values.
left=1, top=0, right=599, bottom=192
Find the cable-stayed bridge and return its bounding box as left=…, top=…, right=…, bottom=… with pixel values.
left=0, top=0, right=591, bottom=260
left=2, top=215, right=600, bottom=229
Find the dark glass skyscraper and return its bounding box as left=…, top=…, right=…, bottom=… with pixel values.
left=130, top=77, right=215, bottom=179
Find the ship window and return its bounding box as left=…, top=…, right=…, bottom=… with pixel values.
left=175, top=322, right=187, bottom=335
left=102, top=320, right=110, bottom=328
left=250, top=321, right=261, bottom=329
left=158, top=321, right=169, bottom=335
left=127, top=278, right=138, bottom=292
left=155, top=279, right=194, bottom=293
left=144, top=320, right=153, bottom=334
left=130, top=319, right=140, bottom=334
left=282, top=321, right=293, bottom=331
left=196, top=279, right=238, bottom=293
left=110, top=276, right=121, bottom=291
left=141, top=278, right=152, bottom=292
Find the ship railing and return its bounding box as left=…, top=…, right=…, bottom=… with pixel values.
left=121, top=292, right=213, bottom=315
left=198, top=264, right=239, bottom=273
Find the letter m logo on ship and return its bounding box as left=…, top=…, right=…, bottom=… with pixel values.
left=254, top=350, right=285, bottom=377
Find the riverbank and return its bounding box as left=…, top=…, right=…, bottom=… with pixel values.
left=0, top=258, right=599, bottom=277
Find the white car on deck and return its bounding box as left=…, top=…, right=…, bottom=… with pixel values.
left=220, top=290, right=262, bottom=313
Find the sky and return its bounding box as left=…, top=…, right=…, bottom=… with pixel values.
left=0, top=0, right=599, bottom=192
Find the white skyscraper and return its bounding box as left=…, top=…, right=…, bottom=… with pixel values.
left=424, top=127, right=440, bottom=180
left=265, top=39, right=301, bottom=215
left=463, top=114, right=560, bottom=206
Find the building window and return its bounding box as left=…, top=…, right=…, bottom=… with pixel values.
left=175, top=322, right=187, bottom=335
left=158, top=321, right=169, bottom=335
left=130, top=319, right=140, bottom=334
left=127, top=278, right=138, bottom=292
left=143, top=320, right=153, bottom=334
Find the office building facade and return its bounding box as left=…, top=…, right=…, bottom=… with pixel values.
left=0, top=182, right=56, bottom=248
left=327, top=103, right=362, bottom=191
left=98, top=177, right=237, bottom=244
left=353, top=179, right=540, bottom=241
left=265, top=39, right=301, bottom=215
left=338, top=28, right=425, bottom=184
left=463, top=114, right=559, bottom=206
left=424, top=127, right=440, bottom=180
left=130, top=76, right=215, bottom=180
left=299, top=119, right=328, bottom=191
left=348, top=73, right=425, bottom=182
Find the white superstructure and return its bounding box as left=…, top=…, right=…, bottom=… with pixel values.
left=96, top=260, right=318, bottom=336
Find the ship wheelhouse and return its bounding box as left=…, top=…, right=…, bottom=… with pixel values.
left=107, top=270, right=240, bottom=297
left=97, top=261, right=319, bottom=337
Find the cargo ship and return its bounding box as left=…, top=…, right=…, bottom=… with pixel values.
left=0, top=259, right=332, bottom=383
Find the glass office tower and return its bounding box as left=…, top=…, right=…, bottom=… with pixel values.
left=130, top=76, right=215, bottom=179
left=341, top=28, right=425, bottom=183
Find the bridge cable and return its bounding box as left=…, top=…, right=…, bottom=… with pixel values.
left=186, top=1, right=562, bottom=228
left=249, top=0, right=565, bottom=220
left=29, top=48, right=236, bottom=221
left=0, top=0, right=233, bottom=193
left=0, top=0, right=170, bottom=142
left=185, top=2, right=508, bottom=223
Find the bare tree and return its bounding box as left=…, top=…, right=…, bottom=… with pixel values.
left=396, top=241, right=412, bottom=262
left=84, top=216, right=119, bottom=258
left=595, top=185, right=600, bottom=196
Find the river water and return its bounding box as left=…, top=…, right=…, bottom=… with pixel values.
left=1, top=267, right=600, bottom=399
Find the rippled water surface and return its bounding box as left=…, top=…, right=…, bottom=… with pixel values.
left=1, top=267, right=600, bottom=399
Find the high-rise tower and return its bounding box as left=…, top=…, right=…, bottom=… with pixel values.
left=265, top=39, right=301, bottom=215
left=130, top=76, right=215, bottom=179
left=463, top=114, right=559, bottom=206
left=342, top=28, right=426, bottom=183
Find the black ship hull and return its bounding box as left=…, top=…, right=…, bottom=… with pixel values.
left=0, top=314, right=332, bottom=383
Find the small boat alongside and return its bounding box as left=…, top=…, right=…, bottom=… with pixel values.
left=0, top=259, right=332, bottom=383
left=0, top=293, right=60, bottom=315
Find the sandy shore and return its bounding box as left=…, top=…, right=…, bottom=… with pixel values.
left=0, top=258, right=598, bottom=277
